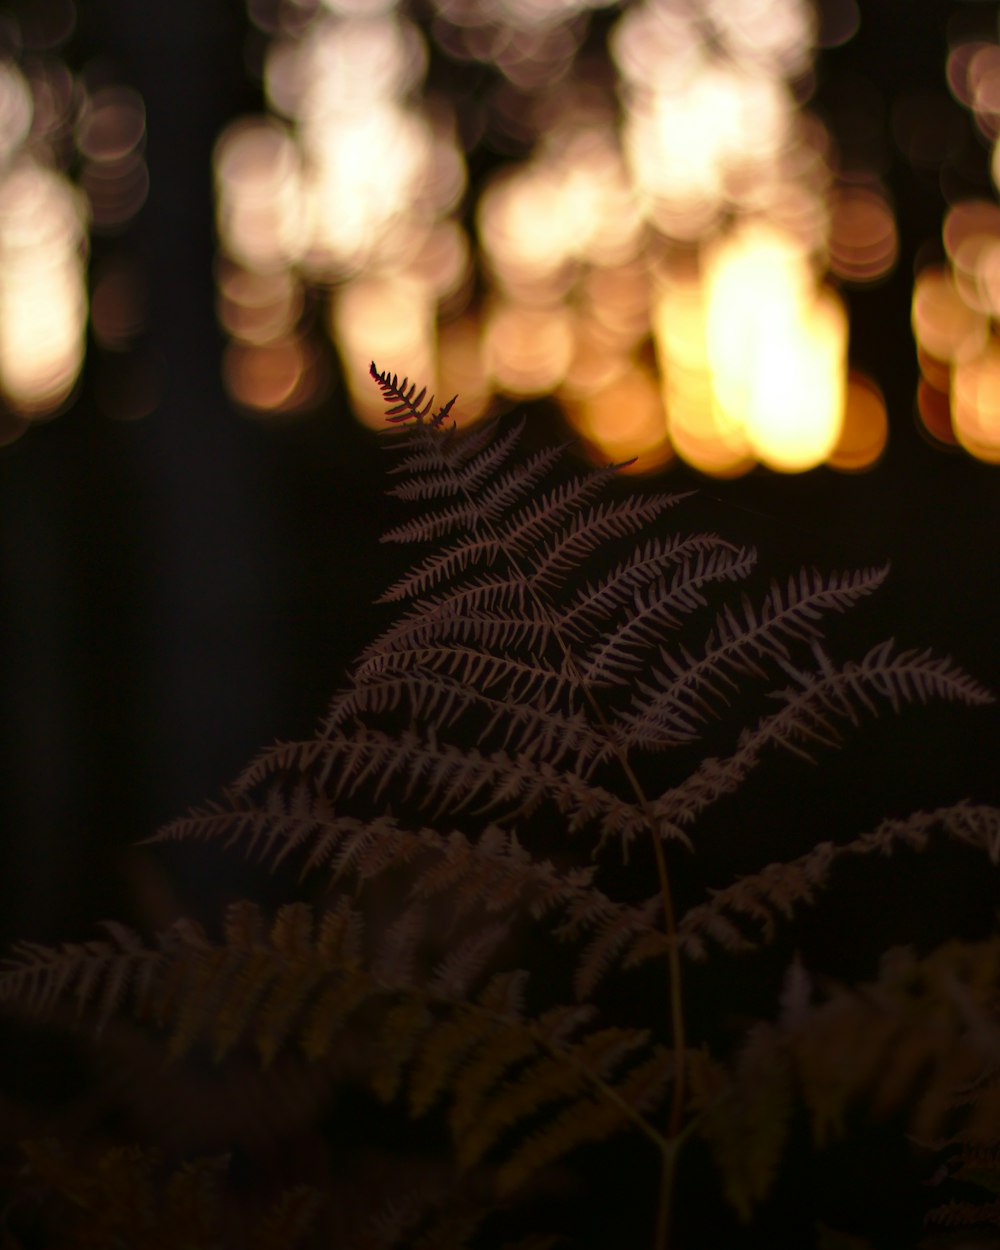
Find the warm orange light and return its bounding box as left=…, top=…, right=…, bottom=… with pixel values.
left=706, top=225, right=846, bottom=471
left=330, top=275, right=437, bottom=427
left=912, top=265, right=989, bottom=364
left=562, top=364, right=672, bottom=473
left=951, top=340, right=1000, bottom=462
left=828, top=372, right=888, bottom=471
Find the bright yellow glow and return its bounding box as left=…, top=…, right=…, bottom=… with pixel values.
left=706, top=225, right=812, bottom=425
left=740, top=287, right=846, bottom=471
left=330, top=275, right=437, bottom=427
left=0, top=160, right=86, bottom=413
left=652, top=226, right=847, bottom=473
left=911, top=265, right=989, bottom=364
left=951, top=340, right=1000, bottom=463
left=651, top=269, right=754, bottom=475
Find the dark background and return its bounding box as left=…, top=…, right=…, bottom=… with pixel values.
left=0, top=0, right=998, bottom=961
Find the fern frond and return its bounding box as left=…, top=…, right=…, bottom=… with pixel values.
left=619, top=566, right=891, bottom=749
left=370, top=361, right=456, bottom=427
left=302, top=727, right=674, bottom=850
left=562, top=532, right=750, bottom=634
left=655, top=642, right=993, bottom=830
left=581, top=545, right=757, bottom=687
left=676, top=802, right=1000, bottom=960
left=693, top=1023, right=794, bottom=1221
left=524, top=493, right=689, bottom=594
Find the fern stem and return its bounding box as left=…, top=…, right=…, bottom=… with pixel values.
left=378, top=386, right=692, bottom=1245
left=653, top=1116, right=699, bottom=1250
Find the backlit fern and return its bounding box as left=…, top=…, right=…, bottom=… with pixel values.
left=2, top=362, right=999, bottom=1249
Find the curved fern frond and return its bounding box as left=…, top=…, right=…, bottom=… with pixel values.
left=581, top=545, right=757, bottom=687
left=619, top=566, right=891, bottom=750
left=654, top=641, right=993, bottom=829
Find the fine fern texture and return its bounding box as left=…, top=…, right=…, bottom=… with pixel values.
left=1, top=362, right=999, bottom=1249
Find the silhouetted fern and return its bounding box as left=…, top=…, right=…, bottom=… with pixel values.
left=1, top=361, right=998, bottom=1249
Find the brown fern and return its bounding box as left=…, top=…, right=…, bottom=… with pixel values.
left=0, top=362, right=998, bottom=1250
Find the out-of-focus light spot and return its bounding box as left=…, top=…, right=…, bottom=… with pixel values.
left=214, top=118, right=306, bottom=271
left=222, top=336, right=312, bottom=414
left=25, top=60, right=75, bottom=146
left=477, top=127, right=640, bottom=299
left=482, top=300, right=575, bottom=396
left=651, top=270, right=755, bottom=476
left=76, top=88, right=148, bottom=231
left=216, top=263, right=301, bottom=346
left=582, top=261, right=650, bottom=351
left=0, top=62, right=33, bottom=164
left=891, top=90, right=967, bottom=168
left=947, top=40, right=991, bottom=108
left=916, top=377, right=957, bottom=446
left=81, top=154, right=149, bottom=232
left=741, top=286, right=846, bottom=471
left=704, top=0, right=815, bottom=77
left=652, top=225, right=846, bottom=473
left=331, top=275, right=437, bottom=426
left=917, top=346, right=951, bottom=393
left=911, top=264, right=989, bottom=364
left=321, top=0, right=399, bottom=16
left=828, top=372, right=887, bottom=470
left=300, top=14, right=427, bottom=116
left=951, top=340, right=1000, bottom=462
left=302, top=104, right=433, bottom=275
left=942, top=199, right=1000, bottom=263
left=438, top=316, right=491, bottom=424
left=400, top=218, right=471, bottom=305
left=967, top=43, right=1000, bottom=140
left=816, top=0, right=859, bottom=50
left=622, top=58, right=793, bottom=240
left=0, top=159, right=86, bottom=414
left=76, top=85, right=145, bottom=161
left=826, top=184, right=898, bottom=283
left=90, top=255, right=147, bottom=350
left=561, top=363, right=672, bottom=472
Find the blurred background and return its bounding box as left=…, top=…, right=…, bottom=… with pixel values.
left=0, top=0, right=999, bottom=945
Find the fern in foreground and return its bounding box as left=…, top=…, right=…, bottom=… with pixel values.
left=1, top=362, right=998, bottom=1249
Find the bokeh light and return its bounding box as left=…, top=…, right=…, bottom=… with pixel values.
left=0, top=7, right=149, bottom=431
left=205, top=0, right=1000, bottom=472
